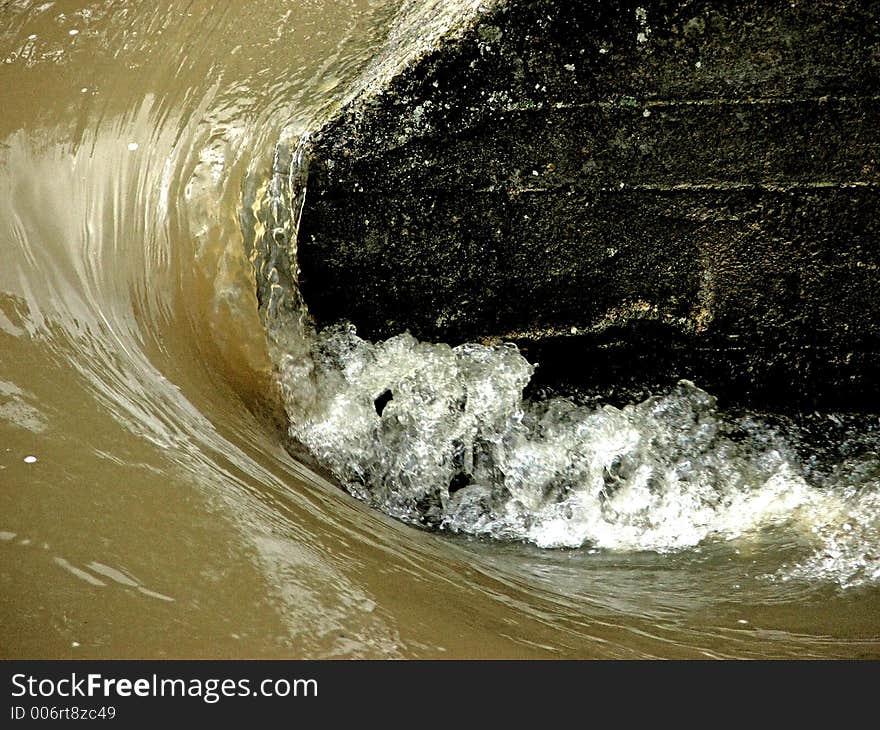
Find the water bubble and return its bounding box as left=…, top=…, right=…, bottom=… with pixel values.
left=280, top=326, right=845, bottom=553
left=273, top=320, right=880, bottom=587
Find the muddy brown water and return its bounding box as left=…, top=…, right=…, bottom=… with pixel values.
left=1, top=0, right=879, bottom=659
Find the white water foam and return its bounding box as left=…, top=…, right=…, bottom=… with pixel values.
left=274, top=323, right=880, bottom=587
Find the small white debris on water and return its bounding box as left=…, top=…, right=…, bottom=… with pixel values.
left=28, top=34, right=37, bottom=40
left=81, top=87, right=88, bottom=93
left=23, top=455, right=37, bottom=464
left=696, top=60, right=702, bottom=69
left=643, top=108, right=651, bottom=117
left=68, top=29, right=79, bottom=36
left=127, top=142, right=139, bottom=151
left=71, top=642, right=80, bottom=648
left=737, top=620, right=749, bottom=625
left=564, top=63, right=575, bottom=72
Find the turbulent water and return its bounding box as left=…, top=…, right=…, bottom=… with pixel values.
left=277, top=324, right=880, bottom=587
left=2, top=0, right=879, bottom=660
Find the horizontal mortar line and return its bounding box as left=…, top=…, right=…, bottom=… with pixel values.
left=318, top=180, right=880, bottom=197
left=469, top=180, right=880, bottom=194
left=643, top=94, right=880, bottom=107
left=630, top=180, right=880, bottom=191
left=501, top=94, right=880, bottom=114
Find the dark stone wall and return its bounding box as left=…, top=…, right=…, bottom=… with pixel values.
left=294, top=0, right=880, bottom=408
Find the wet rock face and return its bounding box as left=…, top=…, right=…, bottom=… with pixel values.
left=294, top=0, right=880, bottom=409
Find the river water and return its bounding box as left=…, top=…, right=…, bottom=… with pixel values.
left=1, top=0, right=879, bottom=659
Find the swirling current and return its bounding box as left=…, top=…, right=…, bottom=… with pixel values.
left=1, top=0, right=879, bottom=659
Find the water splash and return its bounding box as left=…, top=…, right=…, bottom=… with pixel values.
left=266, top=321, right=880, bottom=588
